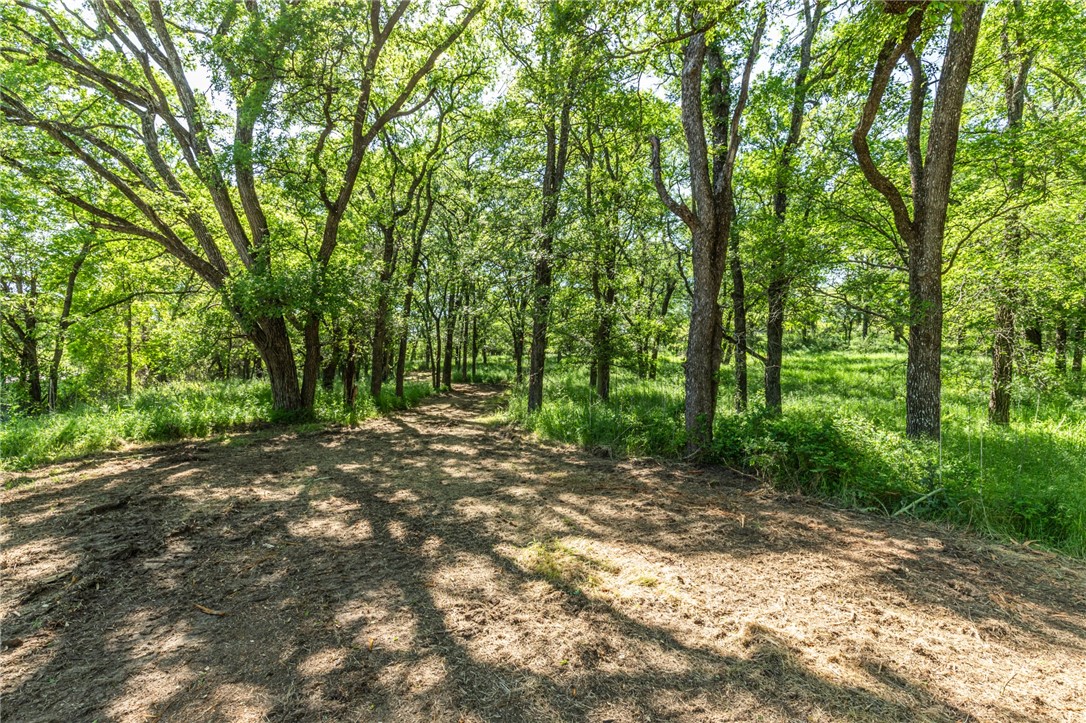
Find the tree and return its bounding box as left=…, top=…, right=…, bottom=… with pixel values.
left=650, top=6, right=766, bottom=453
left=851, top=1, right=985, bottom=439
left=763, top=0, right=827, bottom=414
left=1, top=0, right=481, bottom=413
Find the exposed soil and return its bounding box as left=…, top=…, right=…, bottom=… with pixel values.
left=2, top=385, right=1085, bottom=722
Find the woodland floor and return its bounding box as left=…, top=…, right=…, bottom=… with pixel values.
left=2, top=385, right=1085, bottom=723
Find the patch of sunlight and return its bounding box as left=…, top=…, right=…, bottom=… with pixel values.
left=286, top=515, right=372, bottom=545
left=297, top=646, right=348, bottom=677
left=507, top=537, right=620, bottom=592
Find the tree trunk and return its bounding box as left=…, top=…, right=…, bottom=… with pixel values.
left=471, top=317, right=478, bottom=381
left=595, top=267, right=616, bottom=402
left=764, top=277, right=787, bottom=414
left=300, top=314, right=321, bottom=411
left=370, top=226, right=396, bottom=401
left=249, top=315, right=302, bottom=413
left=1055, top=320, right=1068, bottom=373
left=48, top=243, right=90, bottom=409
left=730, top=246, right=748, bottom=413
left=513, top=333, right=525, bottom=384
left=905, top=242, right=942, bottom=439
left=528, top=95, right=574, bottom=412
left=649, top=16, right=765, bottom=453
left=443, top=290, right=457, bottom=389
left=460, top=307, right=469, bottom=381
left=989, top=4, right=1032, bottom=424
left=763, top=0, right=822, bottom=416
left=851, top=2, right=983, bottom=440
left=343, top=336, right=358, bottom=409
left=1071, top=322, right=1083, bottom=374
left=322, top=321, right=342, bottom=391
left=434, top=315, right=442, bottom=390
left=125, top=300, right=133, bottom=397
left=989, top=301, right=1015, bottom=424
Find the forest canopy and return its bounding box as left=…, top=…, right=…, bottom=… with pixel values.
left=2, top=1, right=1085, bottom=551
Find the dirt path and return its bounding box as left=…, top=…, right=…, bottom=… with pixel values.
left=2, top=385, right=1085, bottom=722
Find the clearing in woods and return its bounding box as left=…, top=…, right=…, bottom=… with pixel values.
left=2, top=385, right=1084, bottom=722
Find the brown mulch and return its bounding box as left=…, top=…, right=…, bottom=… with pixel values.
left=2, top=385, right=1084, bottom=722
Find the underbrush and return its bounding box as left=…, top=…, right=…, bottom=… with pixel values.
left=1, top=377, right=432, bottom=471
left=408, top=359, right=517, bottom=386
left=505, top=352, right=1086, bottom=556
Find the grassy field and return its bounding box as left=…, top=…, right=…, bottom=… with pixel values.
left=505, top=350, right=1086, bottom=556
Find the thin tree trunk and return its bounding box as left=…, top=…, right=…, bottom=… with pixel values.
left=443, top=289, right=457, bottom=389
left=514, top=333, right=524, bottom=384
left=322, top=320, right=341, bottom=391
left=1071, top=322, right=1083, bottom=374
left=343, top=335, right=358, bottom=409
left=731, top=246, right=748, bottom=413
left=125, top=300, right=133, bottom=396
left=764, top=0, right=822, bottom=416
left=460, top=304, right=469, bottom=381
left=764, top=278, right=787, bottom=413
left=471, top=317, right=478, bottom=381
left=989, top=2, right=1032, bottom=424
left=370, top=227, right=396, bottom=401
left=1055, top=319, right=1068, bottom=373
left=989, top=301, right=1015, bottom=424
left=48, top=242, right=90, bottom=409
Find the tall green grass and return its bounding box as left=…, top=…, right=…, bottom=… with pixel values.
left=505, top=351, right=1086, bottom=556
left=1, top=378, right=432, bottom=472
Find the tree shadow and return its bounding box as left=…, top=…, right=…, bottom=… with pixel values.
left=1, top=386, right=1082, bottom=721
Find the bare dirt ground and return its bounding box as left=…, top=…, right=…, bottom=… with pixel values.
left=2, top=385, right=1085, bottom=723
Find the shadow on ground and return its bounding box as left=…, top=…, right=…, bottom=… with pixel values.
left=2, top=385, right=1084, bottom=722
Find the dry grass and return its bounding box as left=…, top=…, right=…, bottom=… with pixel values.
left=2, top=385, right=1084, bottom=722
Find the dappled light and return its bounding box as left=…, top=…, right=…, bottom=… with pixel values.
left=3, top=387, right=1083, bottom=721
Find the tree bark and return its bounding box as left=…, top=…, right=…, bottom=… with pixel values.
left=250, top=316, right=302, bottom=413
left=764, top=0, right=822, bottom=415
left=370, top=226, right=397, bottom=401
left=343, top=334, right=358, bottom=409
left=471, top=317, right=478, bottom=381
left=764, top=277, right=787, bottom=413
left=852, top=1, right=984, bottom=439
left=443, top=288, right=457, bottom=389
left=989, top=0, right=1033, bottom=425
left=125, top=300, right=133, bottom=396
left=1055, top=320, right=1068, bottom=373
left=731, top=247, right=748, bottom=413
left=1071, top=322, right=1083, bottom=374
left=649, top=13, right=765, bottom=454
left=322, top=320, right=342, bottom=391
left=47, top=241, right=91, bottom=409
left=527, top=96, right=574, bottom=412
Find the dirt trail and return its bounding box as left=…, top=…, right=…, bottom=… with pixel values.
left=2, top=385, right=1085, bottom=722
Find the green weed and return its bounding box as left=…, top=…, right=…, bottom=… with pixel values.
left=507, top=351, right=1086, bottom=556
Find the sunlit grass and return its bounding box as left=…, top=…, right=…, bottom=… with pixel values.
left=507, top=350, right=1086, bottom=556
left=1, top=377, right=432, bottom=472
